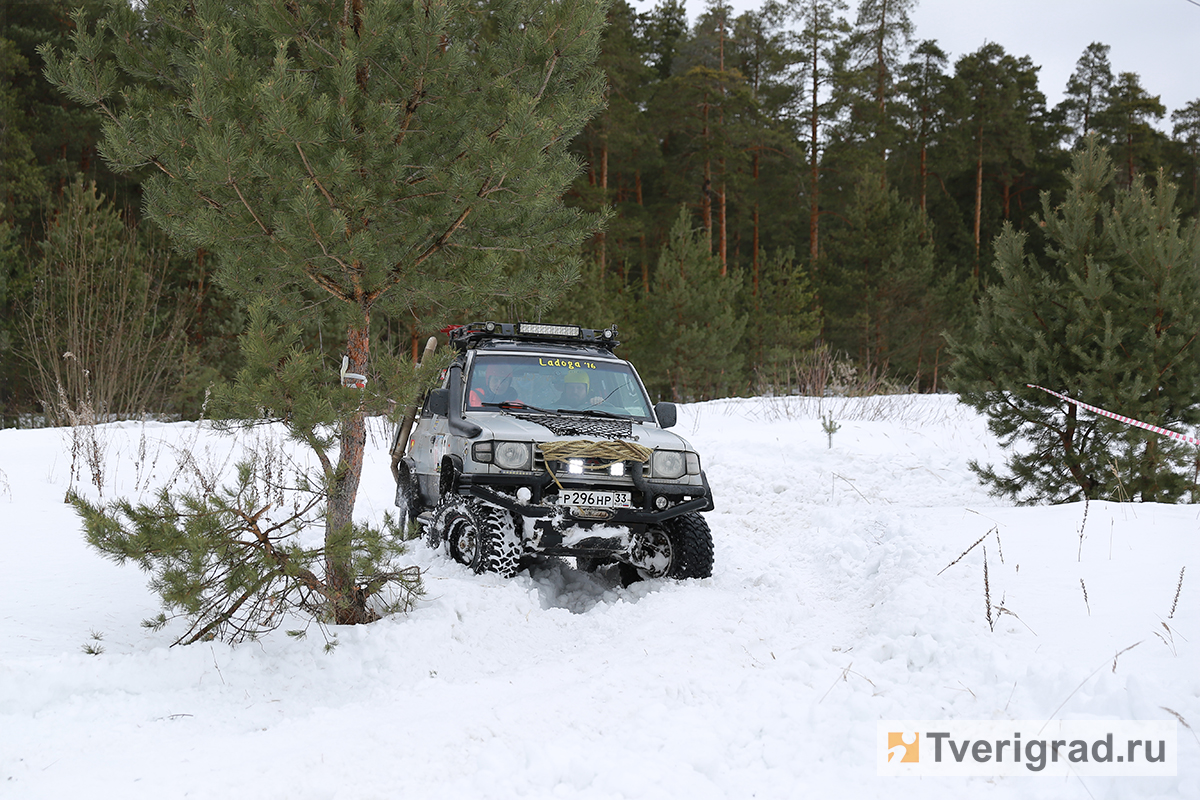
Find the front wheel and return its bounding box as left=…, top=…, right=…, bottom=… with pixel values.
left=430, top=495, right=522, bottom=578
left=661, top=512, right=714, bottom=579
left=623, top=512, right=714, bottom=582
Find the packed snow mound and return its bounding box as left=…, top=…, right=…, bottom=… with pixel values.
left=0, top=394, right=1196, bottom=799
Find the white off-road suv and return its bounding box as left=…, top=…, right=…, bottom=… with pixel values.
left=389, top=322, right=715, bottom=582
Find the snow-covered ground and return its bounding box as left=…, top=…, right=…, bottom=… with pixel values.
left=1, top=394, right=1197, bottom=799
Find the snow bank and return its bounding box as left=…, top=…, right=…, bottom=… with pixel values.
left=1, top=396, right=1196, bottom=799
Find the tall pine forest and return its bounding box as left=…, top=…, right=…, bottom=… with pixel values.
left=4, top=0, right=1200, bottom=422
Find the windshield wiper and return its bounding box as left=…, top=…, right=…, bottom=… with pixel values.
left=479, top=400, right=556, bottom=414
left=557, top=407, right=624, bottom=419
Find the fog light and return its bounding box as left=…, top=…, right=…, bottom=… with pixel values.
left=568, top=459, right=584, bottom=475
left=654, top=495, right=669, bottom=510
left=609, top=462, right=625, bottom=476
left=517, top=487, right=532, bottom=502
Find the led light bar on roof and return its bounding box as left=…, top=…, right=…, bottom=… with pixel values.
left=447, top=321, right=620, bottom=351
left=519, top=323, right=580, bottom=338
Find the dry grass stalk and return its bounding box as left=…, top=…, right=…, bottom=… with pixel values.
left=1111, top=640, right=1140, bottom=673
left=1159, top=707, right=1200, bottom=748
left=818, top=661, right=877, bottom=703
left=1077, top=495, right=1090, bottom=562
left=1153, top=622, right=1179, bottom=656
left=1039, top=641, right=1144, bottom=735
left=939, top=526, right=995, bottom=576
left=1081, top=578, right=1091, bottom=616
left=984, top=546, right=995, bottom=632
left=56, top=366, right=106, bottom=499
left=1169, top=566, right=1186, bottom=620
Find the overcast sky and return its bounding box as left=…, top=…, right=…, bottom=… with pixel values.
left=628, top=0, right=1200, bottom=123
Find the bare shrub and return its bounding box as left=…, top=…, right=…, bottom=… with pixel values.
left=55, top=358, right=107, bottom=498
left=755, top=343, right=912, bottom=399
left=23, top=180, right=191, bottom=424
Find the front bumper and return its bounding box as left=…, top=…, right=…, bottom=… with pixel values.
left=456, top=468, right=715, bottom=526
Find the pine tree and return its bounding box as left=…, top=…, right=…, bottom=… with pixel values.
left=727, top=5, right=805, bottom=284
left=1096, top=72, right=1167, bottom=187
left=1056, top=43, right=1114, bottom=145
left=570, top=0, right=653, bottom=282
left=830, top=0, right=915, bottom=180
left=949, top=137, right=1200, bottom=503
left=894, top=40, right=948, bottom=220
left=652, top=63, right=758, bottom=274
left=43, top=0, right=606, bottom=626
left=787, top=0, right=849, bottom=263
left=1172, top=99, right=1200, bottom=214
left=945, top=43, right=1044, bottom=278
left=637, top=0, right=690, bottom=81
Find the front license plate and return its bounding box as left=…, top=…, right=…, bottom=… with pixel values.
left=557, top=490, right=632, bottom=509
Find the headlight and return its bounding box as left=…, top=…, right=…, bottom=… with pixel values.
left=494, top=441, right=533, bottom=470
left=652, top=450, right=686, bottom=479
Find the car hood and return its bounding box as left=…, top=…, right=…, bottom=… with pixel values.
left=465, top=411, right=698, bottom=453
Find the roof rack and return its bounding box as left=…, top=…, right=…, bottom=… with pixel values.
left=447, top=321, right=620, bottom=352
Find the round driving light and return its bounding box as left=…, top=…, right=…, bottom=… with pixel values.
left=494, top=441, right=531, bottom=470
left=516, top=487, right=532, bottom=502
left=654, top=495, right=669, bottom=510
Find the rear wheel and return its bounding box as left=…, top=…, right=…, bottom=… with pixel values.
left=430, top=495, right=522, bottom=577
left=394, top=461, right=423, bottom=539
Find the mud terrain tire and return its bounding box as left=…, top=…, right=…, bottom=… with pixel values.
left=431, top=495, right=522, bottom=577
left=661, top=512, right=714, bottom=579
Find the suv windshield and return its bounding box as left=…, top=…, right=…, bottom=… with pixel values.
left=466, top=353, right=654, bottom=420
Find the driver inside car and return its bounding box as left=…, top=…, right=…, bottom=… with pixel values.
left=469, top=363, right=517, bottom=407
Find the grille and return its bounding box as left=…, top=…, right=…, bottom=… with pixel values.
left=509, top=412, right=634, bottom=440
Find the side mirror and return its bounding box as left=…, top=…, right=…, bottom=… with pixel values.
left=428, top=388, right=449, bottom=417
left=654, top=401, right=677, bottom=429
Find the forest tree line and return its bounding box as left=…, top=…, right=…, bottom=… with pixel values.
left=3, top=0, right=1200, bottom=422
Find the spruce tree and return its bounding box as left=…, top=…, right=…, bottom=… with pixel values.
left=741, top=246, right=819, bottom=393
left=949, top=137, right=1200, bottom=503
left=821, top=174, right=942, bottom=383
left=43, top=0, right=606, bottom=626
left=637, top=206, right=746, bottom=401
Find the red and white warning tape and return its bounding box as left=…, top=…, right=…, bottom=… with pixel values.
left=1027, top=384, right=1200, bottom=447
